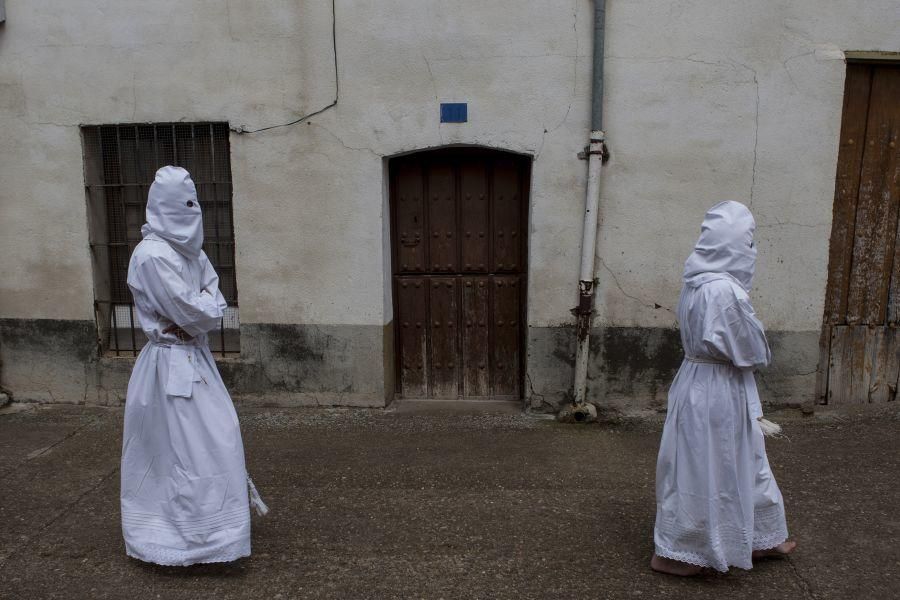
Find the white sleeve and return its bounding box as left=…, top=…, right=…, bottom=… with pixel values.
left=702, top=296, right=771, bottom=369
left=130, top=254, right=224, bottom=337
left=199, top=252, right=229, bottom=314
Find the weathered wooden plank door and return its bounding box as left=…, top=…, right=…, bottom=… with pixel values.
left=820, top=63, right=900, bottom=405
left=391, top=149, right=530, bottom=400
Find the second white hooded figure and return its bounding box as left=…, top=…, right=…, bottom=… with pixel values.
left=120, top=166, right=267, bottom=567
left=652, top=201, right=794, bottom=575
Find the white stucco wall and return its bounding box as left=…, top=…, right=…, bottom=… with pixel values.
left=0, top=0, right=898, bottom=333
left=594, top=0, right=899, bottom=332
left=0, top=0, right=592, bottom=328
left=230, top=0, right=592, bottom=326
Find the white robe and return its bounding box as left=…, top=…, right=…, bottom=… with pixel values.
left=120, top=166, right=257, bottom=566
left=654, top=201, right=789, bottom=572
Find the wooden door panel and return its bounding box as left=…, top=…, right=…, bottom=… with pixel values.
left=492, top=275, right=521, bottom=397
left=394, top=161, right=426, bottom=274
left=492, top=158, right=523, bottom=273
left=881, top=68, right=900, bottom=325
left=846, top=67, right=900, bottom=325
left=829, top=326, right=900, bottom=404
left=827, top=326, right=865, bottom=405
left=462, top=276, right=490, bottom=396
left=460, top=162, right=490, bottom=274
left=889, top=209, right=900, bottom=324
left=427, top=164, right=457, bottom=274
left=866, top=328, right=900, bottom=403
left=823, top=64, right=873, bottom=325
left=429, top=278, right=459, bottom=398
left=397, top=278, right=428, bottom=397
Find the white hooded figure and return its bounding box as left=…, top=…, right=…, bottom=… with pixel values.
left=121, top=166, right=266, bottom=566
left=652, top=201, right=793, bottom=575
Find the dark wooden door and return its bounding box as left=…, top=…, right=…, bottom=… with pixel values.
left=819, top=63, right=900, bottom=404
left=391, top=149, right=530, bottom=400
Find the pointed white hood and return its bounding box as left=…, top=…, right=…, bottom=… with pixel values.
left=683, top=201, right=757, bottom=292
left=141, top=166, right=203, bottom=258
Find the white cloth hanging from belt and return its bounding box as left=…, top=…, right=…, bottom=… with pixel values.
left=163, top=343, right=202, bottom=398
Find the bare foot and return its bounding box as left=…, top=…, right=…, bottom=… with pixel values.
left=752, top=540, right=797, bottom=559
left=650, top=554, right=703, bottom=576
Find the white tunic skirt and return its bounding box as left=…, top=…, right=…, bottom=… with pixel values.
left=654, top=277, right=789, bottom=572
left=121, top=341, right=252, bottom=566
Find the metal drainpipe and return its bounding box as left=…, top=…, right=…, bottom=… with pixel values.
left=569, top=0, right=607, bottom=421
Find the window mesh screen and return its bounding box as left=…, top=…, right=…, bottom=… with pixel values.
left=82, top=123, right=239, bottom=356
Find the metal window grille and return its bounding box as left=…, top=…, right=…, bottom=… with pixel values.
left=81, top=123, right=240, bottom=356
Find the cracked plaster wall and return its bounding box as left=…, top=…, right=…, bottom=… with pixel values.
left=593, top=2, right=899, bottom=333
left=0, top=0, right=594, bottom=329
left=2, top=1, right=898, bottom=327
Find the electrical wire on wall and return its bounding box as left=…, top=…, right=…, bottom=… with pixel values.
left=231, top=0, right=338, bottom=134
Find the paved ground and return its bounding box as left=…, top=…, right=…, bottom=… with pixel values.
left=1, top=401, right=899, bottom=600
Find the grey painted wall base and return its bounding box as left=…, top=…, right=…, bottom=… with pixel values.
left=231, top=392, right=386, bottom=408
left=0, top=319, right=818, bottom=413
left=225, top=323, right=390, bottom=406
left=0, top=319, right=101, bottom=404
left=526, top=326, right=820, bottom=415
left=0, top=319, right=392, bottom=407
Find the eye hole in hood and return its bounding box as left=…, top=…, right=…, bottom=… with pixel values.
left=141, top=166, right=203, bottom=258
left=683, top=201, right=757, bottom=292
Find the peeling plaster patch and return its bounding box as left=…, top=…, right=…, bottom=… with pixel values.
left=815, top=46, right=846, bottom=61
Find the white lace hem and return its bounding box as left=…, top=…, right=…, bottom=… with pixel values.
left=126, top=538, right=251, bottom=567
left=655, top=524, right=789, bottom=573
left=654, top=544, right=748, bottom=573
left=752, top=528, right=789, bottom=552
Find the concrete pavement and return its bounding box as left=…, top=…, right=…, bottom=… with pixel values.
left=1, top=401, right=898, bottom=599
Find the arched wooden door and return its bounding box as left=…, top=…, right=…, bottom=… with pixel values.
left=390, top=148, right=530, bottom=400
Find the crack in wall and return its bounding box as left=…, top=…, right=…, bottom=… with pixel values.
left=536, top=0, right=579, bottom=159
left=525, top=371, right=550, bottom=410
left=224, top=0, right=238, bottom=43
left=311, top=122, right=382, bottom=158
left=782, top=50, right=814, bottom=91
left=598, top=258, right=674, bottom=315
left=757, top=220, right=828, bottom=229
left=750, top=81, right=760, bottom=204
left=421, top=54, right=445, bottom=146
left=130, top=70, right=137, bottom=121
left=606, top=54, right=761, bottom=207
left=745, top=62, right=760, bottom=208
left=707, top=56, right=762, bottom=209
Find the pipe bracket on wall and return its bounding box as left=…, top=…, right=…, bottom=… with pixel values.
left=577, top=141, right=610, bottom=163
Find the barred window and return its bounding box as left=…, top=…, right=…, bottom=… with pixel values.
left=82, top=123, right=240, bottom=356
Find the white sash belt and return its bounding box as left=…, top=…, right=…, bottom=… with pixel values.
left=684, top=355, right=732, bottom=366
